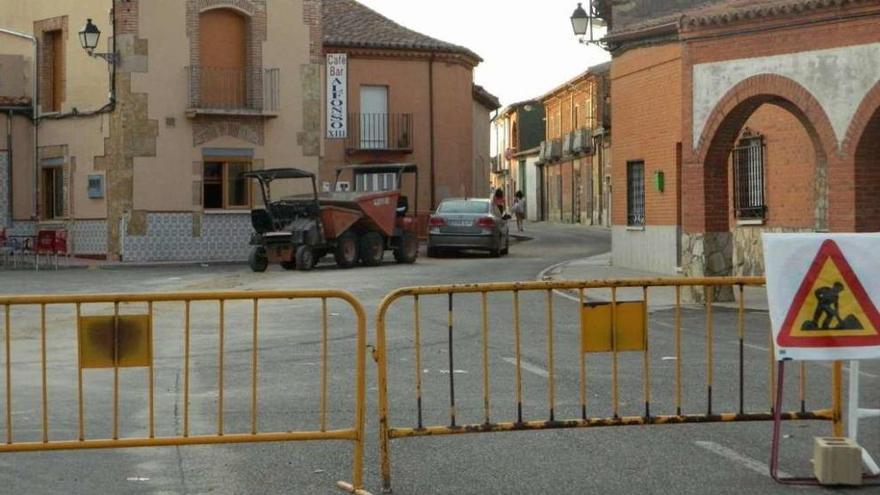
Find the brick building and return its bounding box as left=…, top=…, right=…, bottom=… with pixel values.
left=538, top=63, right=611, bottom=226
left=491, top=99, right=545, bottom=214
left=0, top=0, right=322, bottom=261
left=605, top=0, right=880, bottom=288
left=321, top=0, right=496, bottom=221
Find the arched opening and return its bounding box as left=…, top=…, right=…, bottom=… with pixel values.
left=200, top=8, right=248, bottom=108
left=854, top=105, right=880, bottom=232
left=693, top=91, right=831, bottom=279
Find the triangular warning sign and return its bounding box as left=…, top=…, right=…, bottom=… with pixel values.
left=778, top=240, right=880, bottom=348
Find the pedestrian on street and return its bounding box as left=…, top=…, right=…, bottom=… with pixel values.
left=512, top=190, right=525, bottom=232
left=493, top=188, right=506, bottom=215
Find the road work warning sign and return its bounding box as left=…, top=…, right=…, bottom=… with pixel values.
left=763, top=234, right=880, bottom=361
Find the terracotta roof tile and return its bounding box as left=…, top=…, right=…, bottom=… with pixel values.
left=323, top=0, right=482, bottom=62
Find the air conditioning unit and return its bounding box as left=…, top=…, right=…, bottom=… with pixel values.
left=562, top=132, right=574, bottom=157
left=549, top=139, right=562, bottom=161
left=537, top=141, right=548, bottom=165
left=573, top=128, right=593, bottom=154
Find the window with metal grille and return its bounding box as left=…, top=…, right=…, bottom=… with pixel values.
left=732, top=133, right=766, bottom=220
left=626, top=160, right=645, bottom=226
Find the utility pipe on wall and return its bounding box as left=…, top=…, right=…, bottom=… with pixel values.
left=0, top=28, right=39, bottom=222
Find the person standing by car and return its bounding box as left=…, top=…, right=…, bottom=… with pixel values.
left=512, top=191, right=525, bottom=232
left=493, top=188, right=506, bottom=215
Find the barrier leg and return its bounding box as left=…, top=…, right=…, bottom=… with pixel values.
left=848, top=361, right=880, bottom=476
left=770, top=360, right=820, bottom=485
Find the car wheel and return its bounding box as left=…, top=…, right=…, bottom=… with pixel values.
left=248, top=247, right=268, bottom=273
left=295, top=245, right=315, bottom=271
left=501, top=235, right=509, bottom=256
left=393, top=231, right=418, bottom=264
left=359, top=231, right=385, bottom=266
left=334, top=232, right=358, bottom=268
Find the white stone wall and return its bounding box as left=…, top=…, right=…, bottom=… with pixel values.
left=611, top=225, right=681, bottom=275
left=525, top=156, right=540, bottom=221
left=692, top=42, right=880, bottom=149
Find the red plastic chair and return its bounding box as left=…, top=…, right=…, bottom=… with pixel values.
left=35, top=230, right=67, bottom=270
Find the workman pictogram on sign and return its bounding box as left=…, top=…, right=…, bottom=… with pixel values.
left=764, top=234, right=880, bottom=361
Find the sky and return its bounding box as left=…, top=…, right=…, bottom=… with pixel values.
left=355, top=0, right=610, bottom=107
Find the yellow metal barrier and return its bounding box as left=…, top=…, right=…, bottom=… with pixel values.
left=0, top=290, right=370, bottom=495
left=375, top=277, right=843, bottom=492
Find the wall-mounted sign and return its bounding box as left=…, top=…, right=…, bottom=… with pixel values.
left=327, top=53, right=348, bottom=139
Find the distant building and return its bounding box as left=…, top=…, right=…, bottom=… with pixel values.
left=537, top=64, right=611, bottom=226
left=604, top=0, right=880, bottom=286
left=473, top=85, right=502, bottom=199
left=491, top=100, right=545, bottom=215
left=0, top=0, right=321, bottom=261
left=322, top=0, right=496, bottom=223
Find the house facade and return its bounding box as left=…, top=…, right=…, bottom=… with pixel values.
left=321, top=0, right=493, bottom=223
left=605, top=0, right=880, bottom=288
left=0, top=0, right=321, bottom=261
left=537, top=64, right=611, bottom=226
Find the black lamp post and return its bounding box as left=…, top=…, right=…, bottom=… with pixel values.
left=79, top=18, right=117, bottom=64
left=570, top=1, right=607, bottom=46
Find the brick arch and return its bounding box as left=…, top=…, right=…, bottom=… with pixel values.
left=844, top=81, right=880, bottom=232
left=197, top=0, right=257, bottom=16
left=842, top=80, right=880, bottom=155
left=687, top=74, right=837, bottom=236
left=695, top=74, right=838, bottom=165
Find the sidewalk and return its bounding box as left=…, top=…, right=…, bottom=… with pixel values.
left=543, top=252, right=769, bottom=312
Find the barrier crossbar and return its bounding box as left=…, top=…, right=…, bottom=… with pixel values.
left=0, top=290, right=370, bottom=495
left=375, top=277, right=842, bottom=492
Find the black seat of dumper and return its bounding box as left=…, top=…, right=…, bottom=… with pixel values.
left=251, top=209, right=273, bottom=233
left=396, top=196, right=408, bottom=216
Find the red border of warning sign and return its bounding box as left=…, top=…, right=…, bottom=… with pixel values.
left=778, top=240, right=880, bottom=348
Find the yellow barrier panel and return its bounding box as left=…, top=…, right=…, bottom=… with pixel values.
left=0, top=290, right=371, bottom=495
left=375, top=277, right=843, bottom=493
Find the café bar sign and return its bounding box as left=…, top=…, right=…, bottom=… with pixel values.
left=327, top=53, right=347, bottom=139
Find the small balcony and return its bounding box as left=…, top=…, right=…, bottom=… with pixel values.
left=346, top=113, right=413, bottom=154
left=186, top=66, right=279, bottom=118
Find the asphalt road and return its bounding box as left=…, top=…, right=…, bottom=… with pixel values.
left=0, top=223, right=877, bottom=495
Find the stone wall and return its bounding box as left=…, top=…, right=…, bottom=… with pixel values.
left=731, top=226, right=813, bottom=277
left=681, top=231, right=733, bottom=301
left=0, top=152, right=8, bottom=227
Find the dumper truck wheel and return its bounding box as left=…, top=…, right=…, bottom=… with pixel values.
left=295, top=245, right=315, bottom=271
left=334, top=232, right=358, bottom=268
left=249, top=247, right=268, bottom=273
left=359, top=231, right=385, bottom=267
left=394, top=232, right=418, bottom=264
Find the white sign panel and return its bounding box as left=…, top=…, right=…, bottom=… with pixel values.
left=763, top=233, right=880, bottom=361
left=327, top=53, right=347, bottom=139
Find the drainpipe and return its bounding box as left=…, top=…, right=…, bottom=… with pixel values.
left=0, top=28, right=39, bottom=222
left=5, top=110, right=12, bottom=226
left=428, top=53, right=436, bottom=211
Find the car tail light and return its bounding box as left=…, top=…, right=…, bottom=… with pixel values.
left=474, top=216, right=495, bottom=228
left=428, top=216, right=446, bottom=227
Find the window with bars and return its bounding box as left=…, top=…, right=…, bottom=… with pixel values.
left=732, top=134, right=766, bottom=220
left=626, top=160, right=645, bottom=226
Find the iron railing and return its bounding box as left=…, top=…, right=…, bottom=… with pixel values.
left=187, top=66, right=280, bottom=113
left=346, top=113, right=413, bottom=153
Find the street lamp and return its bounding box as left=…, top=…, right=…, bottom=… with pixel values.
left=570, top=1, right=607, bottom=46
left=79, top=18, right=116, bottom=64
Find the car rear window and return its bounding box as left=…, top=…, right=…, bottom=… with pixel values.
left=438, top=200, right=490, bottom=214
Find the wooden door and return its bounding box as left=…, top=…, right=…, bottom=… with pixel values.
left=199, top=9, right=247, bottom=108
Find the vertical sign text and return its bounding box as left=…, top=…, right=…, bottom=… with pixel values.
left=327, top=53, right=348, bottom=139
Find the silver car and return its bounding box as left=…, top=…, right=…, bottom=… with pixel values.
left=427, top=198, right=510, bottom=257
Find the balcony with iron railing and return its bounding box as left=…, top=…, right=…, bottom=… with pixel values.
left=346, top=113, right=413, bottom=153
left=186, top=66, right=280, bottom=118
